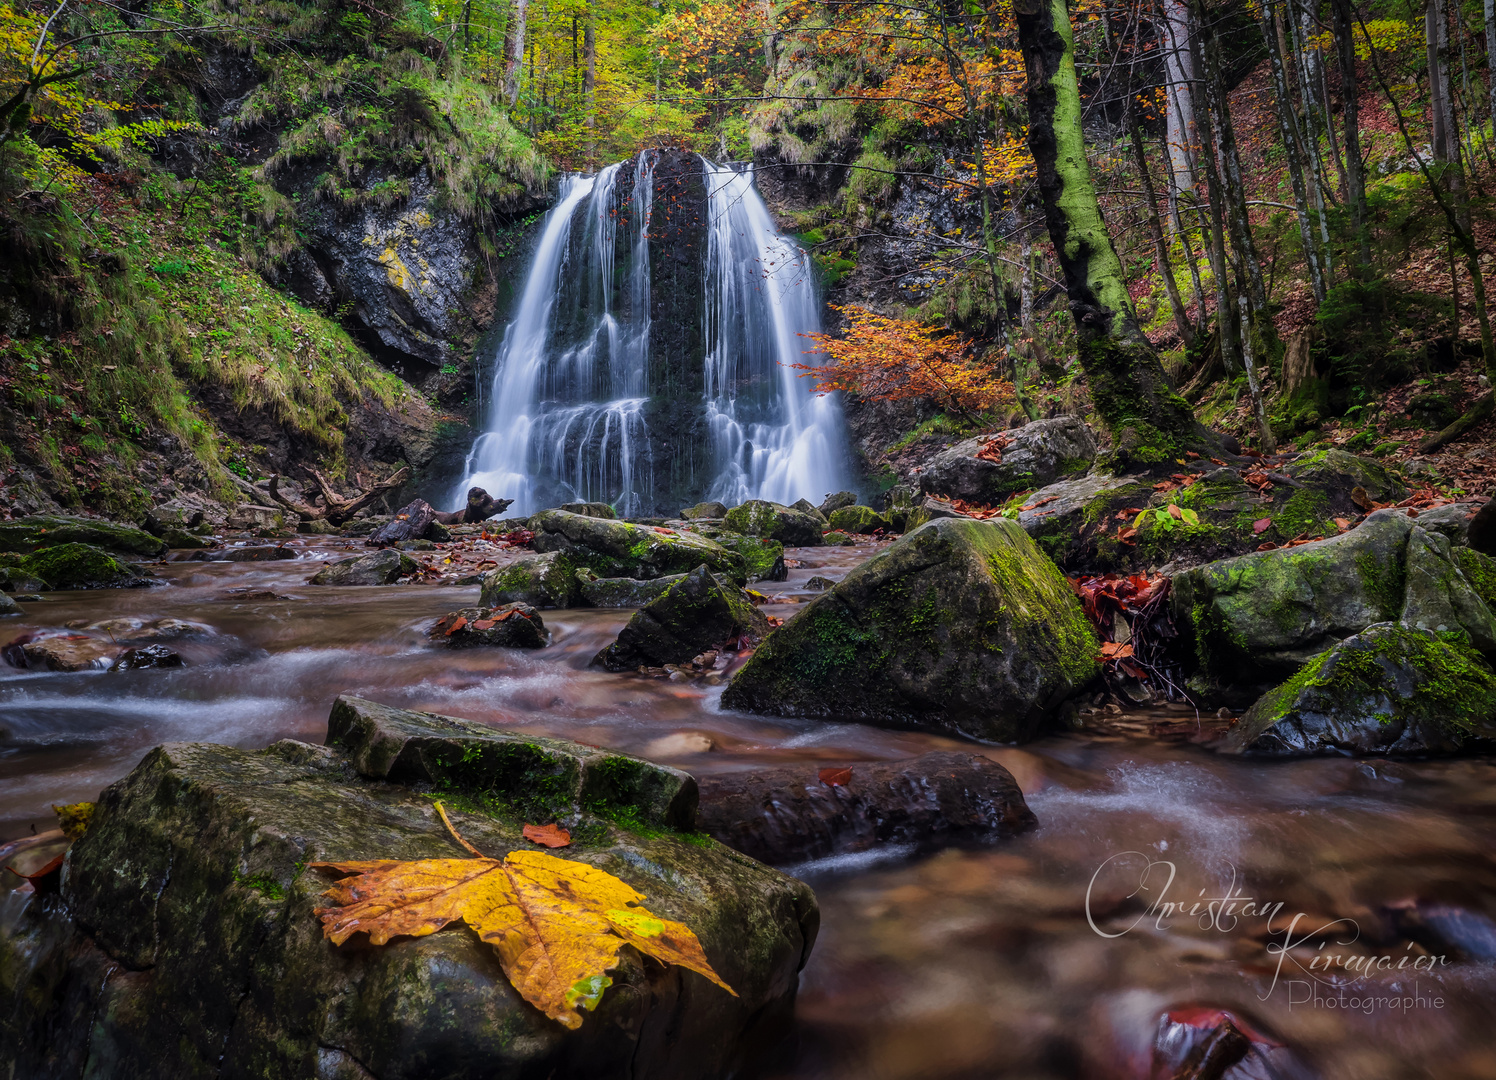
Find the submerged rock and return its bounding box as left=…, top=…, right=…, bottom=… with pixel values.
left=1173, top=511, right=1496, bottom=686
left=0, top=514, right=166, bottom=558
left=198, top=544, right=298, bottom=562
left=531, top=510, right=745, bottom=582
left=595, top=565, right=769, bottom=672
left=19, top=542, right=153, bottom=589
left=480, top=551, right=581, bottom=608
left=429, top=604, right=547, bottom=648
left=721, top=518, right=1099, bottom=742
left=111, top=644, right=185, bottom=671
left=694, top=752, right=1036, bottom=866
left=1220, top=623, right=1496, bottom=756
left=307, top=548, right=419, bottom=585
left=0, top=697, right=817, bottom=1080
left=918, top=417, right=1096, bottom=505
left=721, top=500, right=825, bottom=547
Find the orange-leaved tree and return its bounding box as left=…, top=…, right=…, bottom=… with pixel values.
left=798, top=306, right=1013, bottom=421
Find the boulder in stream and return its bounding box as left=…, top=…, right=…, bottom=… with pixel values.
left=1220, top=622, right=1496, bottom=756
left=366, top=498, right=439, bottom=545
left=0, top=562, right=48, bottom=594
left=0, top=593, right=18, bottom=616
left=530, top=509, right=746, bottom=582
left=0, top=696, right=818, bottom=1080
left=826, top=505, right=890, bottom=535
left=817, top=491, right=857, bottom=517
left=712, top=534, right=787, bottom=583
left=110, top=644, right=185, bottom=670
left=480, top=551, right=581, bottom=608
left=578, top=573, right=683, bottom=608
left=0, top=514, right=166, bottom=558
left=681, top=501, right=729, bottom=521
left=3, top=631, right=118, bottom=671
left=1172, top=510, right=1496, bottom=687
left=721, top=500, right=825, bottom=547
left=429, top=603, right=547, bottom=648
left=694, top=751, right=1036, bottom=866
left=721, top=517, right=1100, bottom=742
left=594, top=565, right=770, bottom=672
left=17, top=542, right=154, bottom=589
left=307, top=548, right=420, bottom=585
left=917, top=416, right=1097, bottom=505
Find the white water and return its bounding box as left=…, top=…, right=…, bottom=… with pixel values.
left=454, top=153, right=848, bottom=517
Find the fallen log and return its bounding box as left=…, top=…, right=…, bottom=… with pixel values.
left=306, top=466, right=411, bottom=526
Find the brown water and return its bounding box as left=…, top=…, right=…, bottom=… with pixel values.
left=4, top=538, right=1496, bottom=1079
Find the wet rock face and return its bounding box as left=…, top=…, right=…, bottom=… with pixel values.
left=694, top=752, right=1036, bottom=866
left=826, top=505, right=890, bottom=535
left=917, top=417, right=1097, bottom=505
left=1172, top=511, right=1496, bottom=687
left=0, top=697, right=818, bottom=1080
left=722, top=518, right=1099, bottom=743
left=1221, top=622, right=1496, bottom=756
left=308, top=548, right=419, bottom=585
left=578, top=573, right=683, bottom=608
left=481, top=551, right=580, bottom=609
left=4, top=631, right=117, bottom=671
left=0, top=515, right=166, bottom=558
left=111, top=644, right=185, bottom=670
left=16, top=542, right=154, bottom=589
left=594, top=565, right=770, bottom=672
left=429, top=604, right=547, bottom=648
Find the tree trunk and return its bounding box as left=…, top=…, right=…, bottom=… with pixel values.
left=584, top=10, right=596, bottom=157
left=503, top=0, right=530, bottom=106
left=1262, top=0, right=1326, bottom=301
left=1289, top=0, right=1337, bottom=283
left=1332, top=0, right=1373, bottom=274
left=1130, top=124, right=1195, bottom=347
left=1016, top=0, right=1207, bottom=466
left=1160, top=0, right=1197, bottom=229
left=1427, top=0, right=1456, bottom=166
left=1487, top=0, right=1496, bottom=155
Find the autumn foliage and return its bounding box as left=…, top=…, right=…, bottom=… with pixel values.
left=798, top=306, right=1014, bottom=418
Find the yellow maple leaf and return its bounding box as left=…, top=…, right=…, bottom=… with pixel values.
left=311, top=810, right=734, bottom=1029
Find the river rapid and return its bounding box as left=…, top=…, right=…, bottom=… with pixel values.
left=3, top=539, right=1495, bottom=1080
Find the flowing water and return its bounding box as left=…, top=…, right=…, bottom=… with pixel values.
left=454, top=155, right=849, bottom=516
left=4, top=550, right=1495, bottom=1079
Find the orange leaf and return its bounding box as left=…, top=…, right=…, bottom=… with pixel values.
left=1253, top=518, right=1272, bottom=534
left=523, top=823, right=573, bottom=848
left=1167, top=504, right=1183, bottom=520
left=818, top=766, right=853, bottom=787
left=445, top=616, right=468, bottom=636
left=1333, top=517, right=1351, bottom=530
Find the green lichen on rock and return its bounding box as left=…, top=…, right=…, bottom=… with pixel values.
left=19, top=542, right=148, bottom=590
left=307, top=548, right=420, bottom=586
left=1221, top=622, right=1496, bottom=756
left=820, top=530, right=857, bottom=546
left=1455, top=548, right=1496, bottom=611
left=721, top=518, right=1098, bottom=742
left=720, top=501, right=825, bottom=547
left=826, top=505, right=889, bottom=535
left=594, top=565, right=769, bottom=671
left=531, top=510, right=747, bottom=581
left=0, top=515, right=167, bottom=558
left=711, top=534, right=786, bottom=582
left=480, top=551, right=579, bottom=608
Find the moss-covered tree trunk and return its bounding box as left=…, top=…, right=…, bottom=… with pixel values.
left=1015, top=0, right=1208, bottom=467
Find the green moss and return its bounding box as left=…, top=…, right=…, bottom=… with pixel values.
left=1275, top=487, right=1331, bottom=538
left=1454, top=548, right=1496, bottom=611
left=231, top=871, right=287, bottom=901
left=1355, top=549, right=1407, bottom=620
left=20, top=542, right=138, bottom=589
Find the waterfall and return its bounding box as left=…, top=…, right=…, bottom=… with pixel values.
left=454, top=152, right=847, bottom=517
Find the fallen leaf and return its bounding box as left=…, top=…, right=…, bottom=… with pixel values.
left=313, top=811, right=734, bottom=1030
left=523, top=823, right=573, bottom=848
left=445, top=616, right=468, bottom=636
left=5, top=854, right=62, bottom=893
left=1256, top=542, right=1278, bottom=551
left=818, top=766, right=853, bottom=787
left=1333, top=517, right=1351, bottom=530
left=1167, top=504, right=1184, bottom=520
left=1253, top=518, right=1272, bottom=534
left=1099, top=641, right=1135, bottom=659
left=1350, top=486, right=1373, bottom=511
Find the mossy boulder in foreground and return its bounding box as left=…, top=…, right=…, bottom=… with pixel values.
left=0, top=696, right=818, bottom=1080
left=19, top=542, right=153, bottom=589
left=721, top=518, right=1099, bottom=742
left=1220, top=623, right=1496, bottom=755
left=531, top=510, right=747, bottom=582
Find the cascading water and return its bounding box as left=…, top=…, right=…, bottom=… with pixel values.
left=455, top=151, right=848, bottom=516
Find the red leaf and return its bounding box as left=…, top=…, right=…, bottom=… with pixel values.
left=5, top=854, right=63, bottom=893
left=1252, top=518, right=1272, bottom=534
left=521, top=823, right=572, bottom=848
left=445, top=617, right=468, bottom=636
left=818, top=766, right=853, bottom=787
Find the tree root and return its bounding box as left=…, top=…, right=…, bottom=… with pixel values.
left=1419, top=390, right=1493, bottom=453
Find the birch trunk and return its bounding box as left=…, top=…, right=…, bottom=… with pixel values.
left=504, top=0, right=530, bottom=106
left=1262, top=0, right=1325, bottom=301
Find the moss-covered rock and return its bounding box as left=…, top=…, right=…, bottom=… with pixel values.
left=479, top=551, right=580, bottom=608
left=712, top=534, right=787, bottom=583
left=681, top=501, right=729, bottom=520
left=19, top=542, right=152, bottom=589
left=721, top=501, right=825, bottom=547
left=531, top=510, right=746, bottom=582
left=817, top=491, right=857, bottom=516
left=1455, top=548, right=1496, bottom=611
left=1220, top=623, right=1496, bottom=755
left=0, top=593, right=19, bottom=616
left=0, top=514, right=166, bottom=557
left=721, top=518, right=1099, bottom=742
left=594, top=565, right=770, bottom=672
left=1172, top=511, right=1496, bottom=686
left=429, top=604, right=547, bottom=648
left=917, top=417, right=1096, bottom=505
left=0, top=565, right=48, bottom=593
left=579, top=574, right=683, bottom=607
left=556, top=501, right=616, bottom=519
left=0, top=697, right=817, bottom=1079
left=789, top=498, right=828, bottom=523
left=307, top=548, right=420, bottom=586
left=827, top=505, right=890, bottom=535
left=820, top=530, right=856, bottom=546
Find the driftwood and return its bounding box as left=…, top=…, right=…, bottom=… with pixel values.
left=305, top=466, right=411, bottom=526
left=265, top=476, right=321, bottom=521
left=1420, top=390, right=1493, bottom=453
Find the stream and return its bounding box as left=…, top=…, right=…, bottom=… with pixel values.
left=4, top=542, right=1495, bottom=1079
